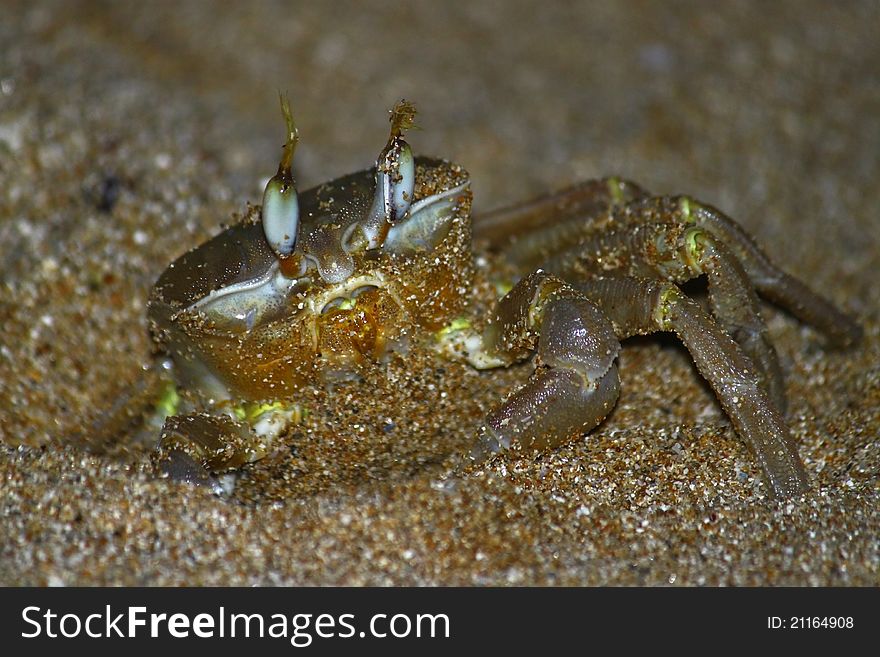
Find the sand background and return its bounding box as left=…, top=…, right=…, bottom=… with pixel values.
left=1, top=0, right=877, bottom=585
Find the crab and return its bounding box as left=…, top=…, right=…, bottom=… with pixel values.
left=147, top=98, right=861, bottom=500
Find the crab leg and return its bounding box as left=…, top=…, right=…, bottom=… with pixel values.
left=576, top=276, right=809, bottom=499
left=471, top=271, right=621, bottom=461
left=678, top=197, right=863, bottom=348
left=550, top=221, right=788, bottom=413
left=477, top=182, right=861, bottom=348
left=687, top=230, right=787, bottom=412
left=154, top=413, right=259, bottom=492
left=473, top=178, right=648, bottom=269
left=604, top=195, right=862, bottom=348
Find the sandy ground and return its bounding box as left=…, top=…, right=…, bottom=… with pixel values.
left=0, top=0, right=877, bottom=585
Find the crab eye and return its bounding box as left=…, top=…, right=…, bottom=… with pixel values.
left=262, top=176, right=299, bottom=257
left=378, top=130, right=415, bottom=223
left=346, top=100, right=417, bottom=251
left=262, top=94, right=301, bottom=258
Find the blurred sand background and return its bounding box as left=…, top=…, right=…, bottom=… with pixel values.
left=0, top=0, right=877, bottom=585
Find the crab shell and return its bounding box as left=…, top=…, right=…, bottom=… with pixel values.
left=148, top=157, right=472, bottom=401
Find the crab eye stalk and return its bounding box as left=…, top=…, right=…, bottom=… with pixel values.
left=262, top=94, right=301, bottom=259
left=381, top=100, right=416, bottom=222
left=347, top=100, right=417, bottom=251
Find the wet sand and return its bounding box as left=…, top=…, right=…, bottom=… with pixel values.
left=1, top=1, right=877, bottom=585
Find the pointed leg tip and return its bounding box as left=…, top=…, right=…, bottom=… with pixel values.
left=155, top=449, right=224, bottom=495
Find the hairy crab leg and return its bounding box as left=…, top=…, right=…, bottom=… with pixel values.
left=575, top=276, right=809, bottom=499
left=69, top=363, right=170, bottom=451
left=687, top=230, right=787, bottom=412
left=471, top=271, right=621, bottom=461
left=476, top=181, right=861, bottom=348
left=473, top=178, right=648, bottom=268
left=550, top=221, right=787, bottom=414
left=615, top=195, right=862, bottom=348
left=679, top=197, right=863, bottom=348
left=600, top=195, right=862, bottom=348
left=153, top=413, right=259, bottom=491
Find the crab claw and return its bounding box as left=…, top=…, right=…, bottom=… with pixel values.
left=347, top=100, right=417, bottom=250
left=262, top=94, right=301, bottom=258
